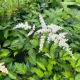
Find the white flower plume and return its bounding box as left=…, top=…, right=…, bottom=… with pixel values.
left=38, top=14, right=75, bottom=59
left=39, top=35, right=46, bottom=52
left=27, top=25, right=35, bottom=37
left=39, top=14, right=46, bottom=28
left=13, top=14, right=75, bottom=59
left=0, top=62, right=8, bottom=74
left=13, top=22, right=31, bottom=30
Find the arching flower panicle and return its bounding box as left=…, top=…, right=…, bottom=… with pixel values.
left=0, top=62, right=8, bottom=74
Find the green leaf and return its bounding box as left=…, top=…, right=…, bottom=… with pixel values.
left=47, top=59, right=56, bottom=71
left=3, top=40, right=11, bottom=47
left=75, top=74, right=80, bottom=80
left=50, top=43, right=57, bottom=59
left=75, top=66, right=80, bottom=72
left=13, top=52, right=18, bottom=57
left=8, top=72, right=16, bottom=80
left=69, top=77, right=74, bottom=80
left=10, top=39, right=24, bottom=49
left=32, top=68, right=44, bottom=78
left=28, top=77, right=35, bottom=80
left=44, top=71, right=49, bottom=77
left=75, top=59, right=80, bottom=72
left=76, top=59, right=80, bottom=67
left=15, top=63, right=27, bottom=74
left=61, top=52, right=71, bottom=61
left=0, top=49, right=10, bottom=57
left=30, top=39, right=38, bottom=48
left=74, top=53, right=80, bottom=60
left=42, top=48, right=48, bottom=53
left=37, top=61, right=46, bottom=71
left=76, top=0, right=80, bottom=3
left=28, top=49, right=36, bottom=65
left=4, top=30, right=9, bottom=39
left=54, top=74, right=58, bottom=80
left=63, top=71, right=71, bottom=78
left=47, top=63, right=53, bottom=71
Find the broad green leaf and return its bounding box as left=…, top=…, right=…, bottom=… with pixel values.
left=0, top=49, right=10, bottom=57
left=44, top=71, right=49, bottom=77
left=47, top=63, right=53, bottom=71
left=76, top=0, right=80, bottom=3
left=69, top=77, right=74, bottom=80
left=30, top=39, right=38, bottom=48
left=28, top=77, right=35, bottom=80
left=61, top=52, right=71, bottom=61
left=0, top=58, right=14, bottom=63
left=10, top=39, right=24, bottom=49
left=54, top=74, right=58, bottom=80
left=47, top=59, right=56, bottom=71
left=15, top=63, right=27, bottom=74
left=13, top=52, right=18, bottom=57
left=42, top=48, right=48, bottom=53
left=63, top=71, right=71, bottom=78
left=4, top=30, right=9, bottom=39
left=75, top=59, right=80, bottom=72
left=32, top=68, right=44, bottom=78
left=75, top=74, right=80, bottom=80
left=3, top=40, right=11, bottom=47
left=0, top=25, right=6, bottom=30
left=28, top=49, right=36, bottom=65
left=50, top=43, right=57, bottom=59
left=8, top=72, right=16, bottom=80
left=37, top=61, right=46, bottom=71
left=76, top=59, right=80, bottom=67
left=74, top=53, right=80, bottom=60
left=75, top=66, right=80, bottom=72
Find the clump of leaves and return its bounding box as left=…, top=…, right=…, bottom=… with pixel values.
left=0, top=0, right=80, bottom=80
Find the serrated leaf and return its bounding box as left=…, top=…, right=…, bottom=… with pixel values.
left=50, top=43, right=57, bottom=59
left=8, top=72, right=16, bottom=80
left=15, top=63, right=27, bottom=74
left=42, top=48, right=48, bottom=53
left=28, top=49, right=36, bottom=65
left=0, top=49, right=10, bottom=57
left=10, top=39, right=24, bottom=49
left=63, top=71, right=71, bottom=78
left=37, top=61, right=46, bottom=71
left=32, top=68, right=44, bottom=78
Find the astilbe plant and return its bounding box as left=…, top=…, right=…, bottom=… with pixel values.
left=13, top=14, right=75, bottom=60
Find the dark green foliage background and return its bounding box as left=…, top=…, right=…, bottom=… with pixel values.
left=0, top=0, right=80, bottom=80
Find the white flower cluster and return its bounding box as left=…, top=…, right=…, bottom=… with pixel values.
left=0, top=62, right=8, bottom=74
left=13, top=22, right=36, bottom=37
left=27, top=25, right=35, bottom=37
left=13, top=14, right=75, bottom=59
left=37, top=14, right=75, bottom=59
left=39, top=35, right=46, bottom=52
left=13, top=22, right=31, bottom=30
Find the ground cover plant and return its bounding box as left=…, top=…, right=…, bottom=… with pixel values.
left=0, top=0, right=80, bottom=80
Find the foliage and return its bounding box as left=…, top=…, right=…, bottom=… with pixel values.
left=0, top=0, right=80, bottom=80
